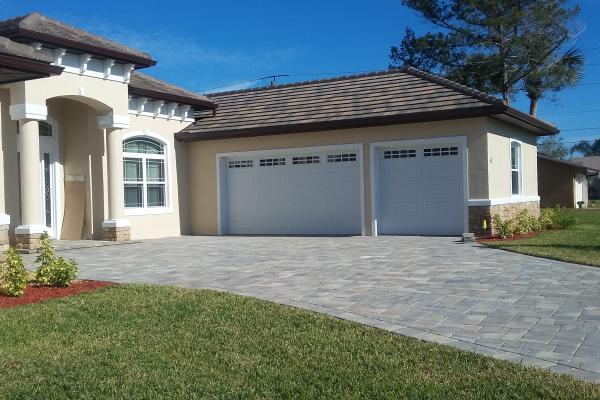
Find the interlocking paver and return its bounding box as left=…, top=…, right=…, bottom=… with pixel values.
left=28, top=236, right=600, bottom=383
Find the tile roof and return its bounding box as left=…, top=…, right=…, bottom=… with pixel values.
left=177, top=67, right=557, bottom=141
left=0, top=35, right=53, bottom=62
left=0, top=13, right=155, bottom=66
left=129, top=72, right=216, bottom=109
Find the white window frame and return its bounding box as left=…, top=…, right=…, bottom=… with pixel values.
left=510, top=139, right=523, bottom=196
left=122, top=131, right=172, bottom=216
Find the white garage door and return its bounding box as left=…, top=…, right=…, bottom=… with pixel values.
left=220, top=147, right=362, bottom=235
left=376, top=142, right=465, bottom=235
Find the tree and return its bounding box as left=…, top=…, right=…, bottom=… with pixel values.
left=390, top=0, right=581, bottom=110
left=571, top=139, right=600, bottom=157
left=524, top=47, right=584, bottom=116
left=537, top=136, right=569, bottom=160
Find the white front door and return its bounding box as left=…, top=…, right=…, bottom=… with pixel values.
left=374, top=140, right=465, bottom=236
left=575, top=175, right=585, bottom=206
left=219, top=146, right=363, bottom=235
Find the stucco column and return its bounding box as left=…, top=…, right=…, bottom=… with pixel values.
left=99, top=113, right=130, bottom=241
left=15, top=119, right=46, bottom=250
left=0, top=115, right=9, bottom=257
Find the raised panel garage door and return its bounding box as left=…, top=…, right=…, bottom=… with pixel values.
left=376, top=142, right=465, bottom=235
left=221, top=148, right=362, bottom=235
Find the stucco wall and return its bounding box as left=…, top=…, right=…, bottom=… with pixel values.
left=122, top=114, right=193, bottom=239
left=187, top=117, right=490, bottom=236
left=486, top=118, right=539, bottom=199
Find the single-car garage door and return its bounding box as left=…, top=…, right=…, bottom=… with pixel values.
left=219, top=146, right=362, bottom=235
left=374, top=141, right=465, bottom=235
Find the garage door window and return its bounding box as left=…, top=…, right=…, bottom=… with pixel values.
left=384, top=149, right=416, bottom=159
left=327, top=153, right=357, bottom=162
left=292, top=155, right=320, bottom=164
left=260, top=158, right=286, bottom=166
left=123, top=137, right=167, bottom=209
left=423, top=147, right=458, bottom=157
left=511, top=141, right=522, bottom=195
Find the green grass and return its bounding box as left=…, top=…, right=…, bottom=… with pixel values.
left=1, top=285, right=599, bottom=399
left=484, top=209, right=600, bottom=267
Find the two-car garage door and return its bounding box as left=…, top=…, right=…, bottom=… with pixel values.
left=219, top=140, right=465, bottom=236
left=220, top=147, right=363, bottom=235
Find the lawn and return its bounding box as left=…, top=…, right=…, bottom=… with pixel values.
left=1, top=285, right=599, bottom=399
left=482, top=209, right=600, bottom=267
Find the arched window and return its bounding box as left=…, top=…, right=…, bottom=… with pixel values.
left=39, top=121, right=53, bottom=137
left=510, top=141, right=522, bottom=196
left=123, top=137, right=167, bottom=209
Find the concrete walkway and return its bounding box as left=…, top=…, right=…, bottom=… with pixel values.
left=31, top=236, right=600, bottom=382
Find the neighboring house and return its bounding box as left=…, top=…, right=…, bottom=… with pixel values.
left=570, top=156, right=600, bottom=200
left=0, top=13, right=558, bottom=251
left=537, top=154, right=595, bottom=208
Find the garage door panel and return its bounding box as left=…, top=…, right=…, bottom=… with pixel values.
left=377, top=143, right=464, bottom=236
left=223, top=148, right=362, bottom=235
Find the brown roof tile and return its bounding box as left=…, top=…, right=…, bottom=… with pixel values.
left=129, top=72, right=216, bottom=109
left=0, top=12, right=155, bottom=66
left=177, top=68, right=557, bottom=141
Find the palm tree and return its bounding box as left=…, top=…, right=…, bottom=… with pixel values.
left=571, top=139, right=600, bottom=157
left=525, top=47, right=585, bottom=116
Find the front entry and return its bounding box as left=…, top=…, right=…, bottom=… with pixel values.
left=17, top=120, right=61, bottom=238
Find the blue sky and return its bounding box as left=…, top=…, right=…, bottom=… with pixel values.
left=2, top=0, right=599, bottom=146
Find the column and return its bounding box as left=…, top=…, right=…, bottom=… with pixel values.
left=0, top=116, right=9, bottom=257
left=15, top=119, right=45, bottom=250
left=99, top=113, right=130, bottom=241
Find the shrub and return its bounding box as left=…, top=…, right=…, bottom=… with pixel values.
left=538, top=209, right=555, bottom=230
left=34, top=233, right=78, bottom=287
left=514, top=209, right=539, bottom=234
left=0, top=247, right=29, bottom=297
left=492, top=214, right=515, bottom=238
left=553, top=212, right=578, bottom=229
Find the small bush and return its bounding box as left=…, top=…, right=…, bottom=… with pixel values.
left=492, top=214, right=515, bottom=238
left=34, top=233, right=78, bottom=287
left=553, top=212, right=578, bottom=229
left=514, top=209, right=539, bottom=234
left=538, top=209, right=555, bottom=230
left=0, top=247, right=29, bottom=297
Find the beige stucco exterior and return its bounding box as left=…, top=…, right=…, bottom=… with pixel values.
left=186, top=117, right=541, bottom=236
left=486, top=118, right=538, bottom=199
left=0, top=63, right=544, bottom=243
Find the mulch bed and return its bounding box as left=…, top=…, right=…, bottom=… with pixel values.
left=0, top=280, right=113, bottom=309
left=477, top=231, right=539, bottom=243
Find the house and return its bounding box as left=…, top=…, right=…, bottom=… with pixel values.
left=0, top=13, right=558, bottom=251
left=537, top=154, right=596, bottom=208
left=570, top=156, right=600, bottom=200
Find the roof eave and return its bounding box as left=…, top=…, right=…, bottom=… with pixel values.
left=176, top=104, right=503, bottom=142
left=12, top=28, right=156, bottom=68
left=0, top=52, right=63, bottom=78
left=129, top=86, right=217, bottom=110
left=498, top=108, right=559, bottom=136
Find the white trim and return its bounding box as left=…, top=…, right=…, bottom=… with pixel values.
left=103, top=59, right=115, bottom=79
left=0, top=214, right=10, bottom=225
left=9, top=104, right=48, bottom=121
left=102, top=219, right=131, bottom=228
left=468, top=196, right=540, bottom=206
left=122, top=131, right=173, bottom=216
left=370, top=136, right=469, bottom=236
left=15, top=224, right=47, bottom=235
left=79, top=54, right=92, bottom=74
left=216, top=143, right=366, bottom=236
left=98, top=113, right=130, bottom=129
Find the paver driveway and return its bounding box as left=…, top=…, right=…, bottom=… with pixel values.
left=40, top=236, right=600, bottom=382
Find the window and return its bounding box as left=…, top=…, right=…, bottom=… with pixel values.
left=384, top=149, right=416, bottom=159
left=228, top=160, right=253, bottom=168
left=423, top=147, right=458, bottom=157
left=510, top=141, right=522, bottom=195
left=16, top=121, right=53, bottom=136
left=123, top=137, right=167, bottom=209
left=327, top=153, right=357, bottom=163
left=292, top=156, right=320, bottom=165
left=259, top=158, right=286, bottom=166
